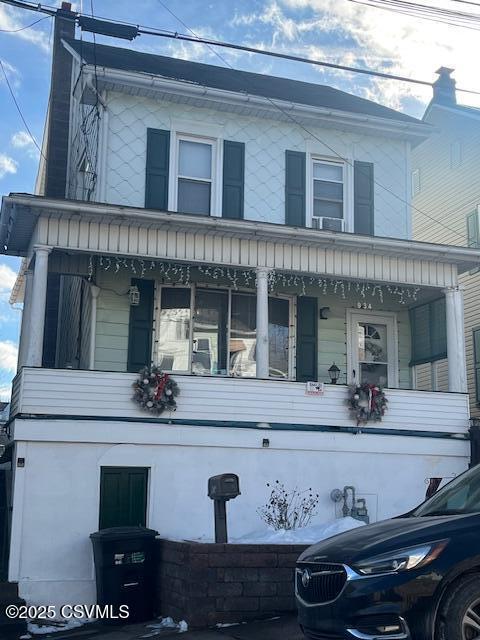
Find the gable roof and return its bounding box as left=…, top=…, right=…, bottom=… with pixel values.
left=66, top=39, right=421, bottom=125
left=423, top=100, right=480, bottom=123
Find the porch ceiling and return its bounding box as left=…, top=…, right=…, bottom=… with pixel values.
left=2, top=194, right=480, bottom=289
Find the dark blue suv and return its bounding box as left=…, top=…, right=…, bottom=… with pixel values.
left=296, top=464, right=480, bottom=640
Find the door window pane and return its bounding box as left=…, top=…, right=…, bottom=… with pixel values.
left=230, top=293, right=257, bottom=377
left=157, top=288, right=191, bottom=371
left=193, top=289, right=228, bottom=375
left=357, top=322, right=388, bottom=386
left=360, top=363, right=388, bottom=387
left=179, top=140, right=212, bottom=179
left=178, top=179, right=211, bottom=215
left=269, top=298, right=289, bottom=378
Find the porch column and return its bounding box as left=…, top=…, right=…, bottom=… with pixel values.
left=26, top=246, right=51, bottom=367
left=443, top=285, right=467, bottom=393
left=17, top=269, right=33, bottom=370
left=256, top=267, right=270, bottom=379
left=89, top=285, right=100, bottom=370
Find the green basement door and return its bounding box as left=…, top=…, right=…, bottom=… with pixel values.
left=99, top=467, right=149, bottom=529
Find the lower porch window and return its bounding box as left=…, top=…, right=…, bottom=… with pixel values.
left=155, top=286, right=291, bottom=378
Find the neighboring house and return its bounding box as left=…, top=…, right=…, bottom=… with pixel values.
left=2, top=4, right=480, bottom=607
left=412, top=68, right=480, bottom=418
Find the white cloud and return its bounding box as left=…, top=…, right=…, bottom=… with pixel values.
left=0, top=154, right=17, bottom=179
left=0, top=341, right=18, bottom=373
left=11, top=131, right=39, bottom=159
left=0, top=264, right=17, bottom=294
left=232, top=0, right=480, bottom=111
left=0, top=383, right=12, bottom=402
left=0, top=6, right=50, bottom=53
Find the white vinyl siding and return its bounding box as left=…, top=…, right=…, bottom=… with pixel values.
left=413, top=104, right=480, bottom=415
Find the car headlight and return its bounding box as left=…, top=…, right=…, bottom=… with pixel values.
left=353, top=540, right=448, bottom=576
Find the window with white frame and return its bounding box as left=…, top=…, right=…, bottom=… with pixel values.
left=176, top=137, right=214, bottom=215
left=155, top=286, right=292, bottom=379
left=311, top=160, right=344, bottom=231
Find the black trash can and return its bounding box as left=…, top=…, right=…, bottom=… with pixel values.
left=90, top=526, right=158, bottom=624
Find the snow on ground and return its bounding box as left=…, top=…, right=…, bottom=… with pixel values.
left=27, top=618, right=87, bottom=636
left=142, top=617, right=188, bottom=637
left=231, top=516, right=365, bottom=544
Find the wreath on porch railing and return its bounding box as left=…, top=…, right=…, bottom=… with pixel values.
left=347, top=383, right=387, bottom=426
left=132, top=366, right=180, bottom=415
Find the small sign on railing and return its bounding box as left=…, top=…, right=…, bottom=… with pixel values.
left=305, top=381, right=325, bottom=396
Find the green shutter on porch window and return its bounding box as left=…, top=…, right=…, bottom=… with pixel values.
left=127, top=278, right=154, bottom=373
left=296, top=296, right=318, bottom=382
left=285, top=150, right=306, bottom=227
left=354, top=161, right=375, bottom=235
left=410, top=297, right=447, bottom=366
left=222, top=140, right=245, bottom=219
left=473, top=328, right=480, bottom=403
left=145, top=128, right=170, bottom=210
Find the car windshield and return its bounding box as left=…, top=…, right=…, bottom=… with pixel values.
left=414, top=464, right=480, bottom=517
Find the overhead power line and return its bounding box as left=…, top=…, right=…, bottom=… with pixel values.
left=1, top=0, right=480, bottom=97
left=0, top=58, right=45, bottom=159
left=155, top=0, right=467, bottom=242
left=0, top=14, right=51, bottom=32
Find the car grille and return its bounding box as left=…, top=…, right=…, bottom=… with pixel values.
left=296, top=563, right=347, bottom=605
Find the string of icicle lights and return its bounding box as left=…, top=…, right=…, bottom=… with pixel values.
left=88, top=255, right=421, bottom=304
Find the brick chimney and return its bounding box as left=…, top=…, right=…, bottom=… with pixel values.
left=44, top=2, right=76, bottom=198
left=432, top=67, right=456, bottom=107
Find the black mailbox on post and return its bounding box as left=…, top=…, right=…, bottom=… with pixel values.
left=208, top=474, right=240, bottom=543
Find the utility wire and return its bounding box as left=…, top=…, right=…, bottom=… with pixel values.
left=0, top=58, right=45, bottom=159
left=156, top=0, right=467, bottom=243
left=0, top=0, right=473, bottom=240
left=0, top=13, right=50, bottom=31
left=1, top=0, right=480, bottom=97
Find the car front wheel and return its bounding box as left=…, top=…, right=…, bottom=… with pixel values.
left=436, top=575, right=480, bottom=640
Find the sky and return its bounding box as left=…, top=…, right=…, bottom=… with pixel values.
left=1, top=0, right=480, bottom=399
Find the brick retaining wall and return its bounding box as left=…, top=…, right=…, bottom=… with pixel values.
left=155, top=539, right=307, bottom=628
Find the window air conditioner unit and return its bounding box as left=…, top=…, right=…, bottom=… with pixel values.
left=312, top=217, right=344, bottom=232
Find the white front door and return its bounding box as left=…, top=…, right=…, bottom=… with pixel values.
left=346, top=310, right=399, bottom=388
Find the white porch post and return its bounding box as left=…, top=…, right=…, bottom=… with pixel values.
left=26, top=246, right=51, bottom=367
left=89, top=285, right=100, bottom=370
left=256, top=267, right=270, bottom=379
left=17, top=269, right=33, bottom=370
left=444, top=285, right=467, bottom=393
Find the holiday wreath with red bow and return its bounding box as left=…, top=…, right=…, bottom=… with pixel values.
left=347, top=382, right=387, bottom=425
left=132, top=366, right=179, bottom=415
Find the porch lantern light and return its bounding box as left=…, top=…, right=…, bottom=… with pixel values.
left=129, top=285, right=140, bottom=306
left=328, top=362, right=340, bottom=384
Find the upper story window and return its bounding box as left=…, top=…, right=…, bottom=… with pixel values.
left=177, top=138, right=214, bottom=215
left=311, top=159, right=345, bottom=232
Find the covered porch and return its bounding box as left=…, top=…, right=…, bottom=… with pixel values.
left=3, top=194, right=479, bottom=423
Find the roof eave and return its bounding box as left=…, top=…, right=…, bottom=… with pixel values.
left=2, top=194, right=479, bottom=273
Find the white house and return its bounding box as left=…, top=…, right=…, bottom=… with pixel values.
left=1, top=5, right=480, bottom=609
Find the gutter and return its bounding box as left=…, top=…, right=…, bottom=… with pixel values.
left=3, top=193, right=480, bottom=268
left=61, top=39, right=431, bottom=143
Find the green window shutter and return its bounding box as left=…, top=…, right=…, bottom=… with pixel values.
left=222, top=140, right=245, bottom=219
left=127, top=278, right=154, bottom=373
left=296, top=296, right=317, bottom=382
left=99, top=467, right=148, bottom=529
left=467, top=210, right=479, bottom=247
left=354, top=161, right=375, bottom=235
left=473, top=328, right=480, bottom=403
left=145, top=128, right=170, bottom=210
left=430, top=298, right=447, bottom=360
left=410, top=297, right=447, bottom=365
left=285, top=150, right=306, bottom=227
